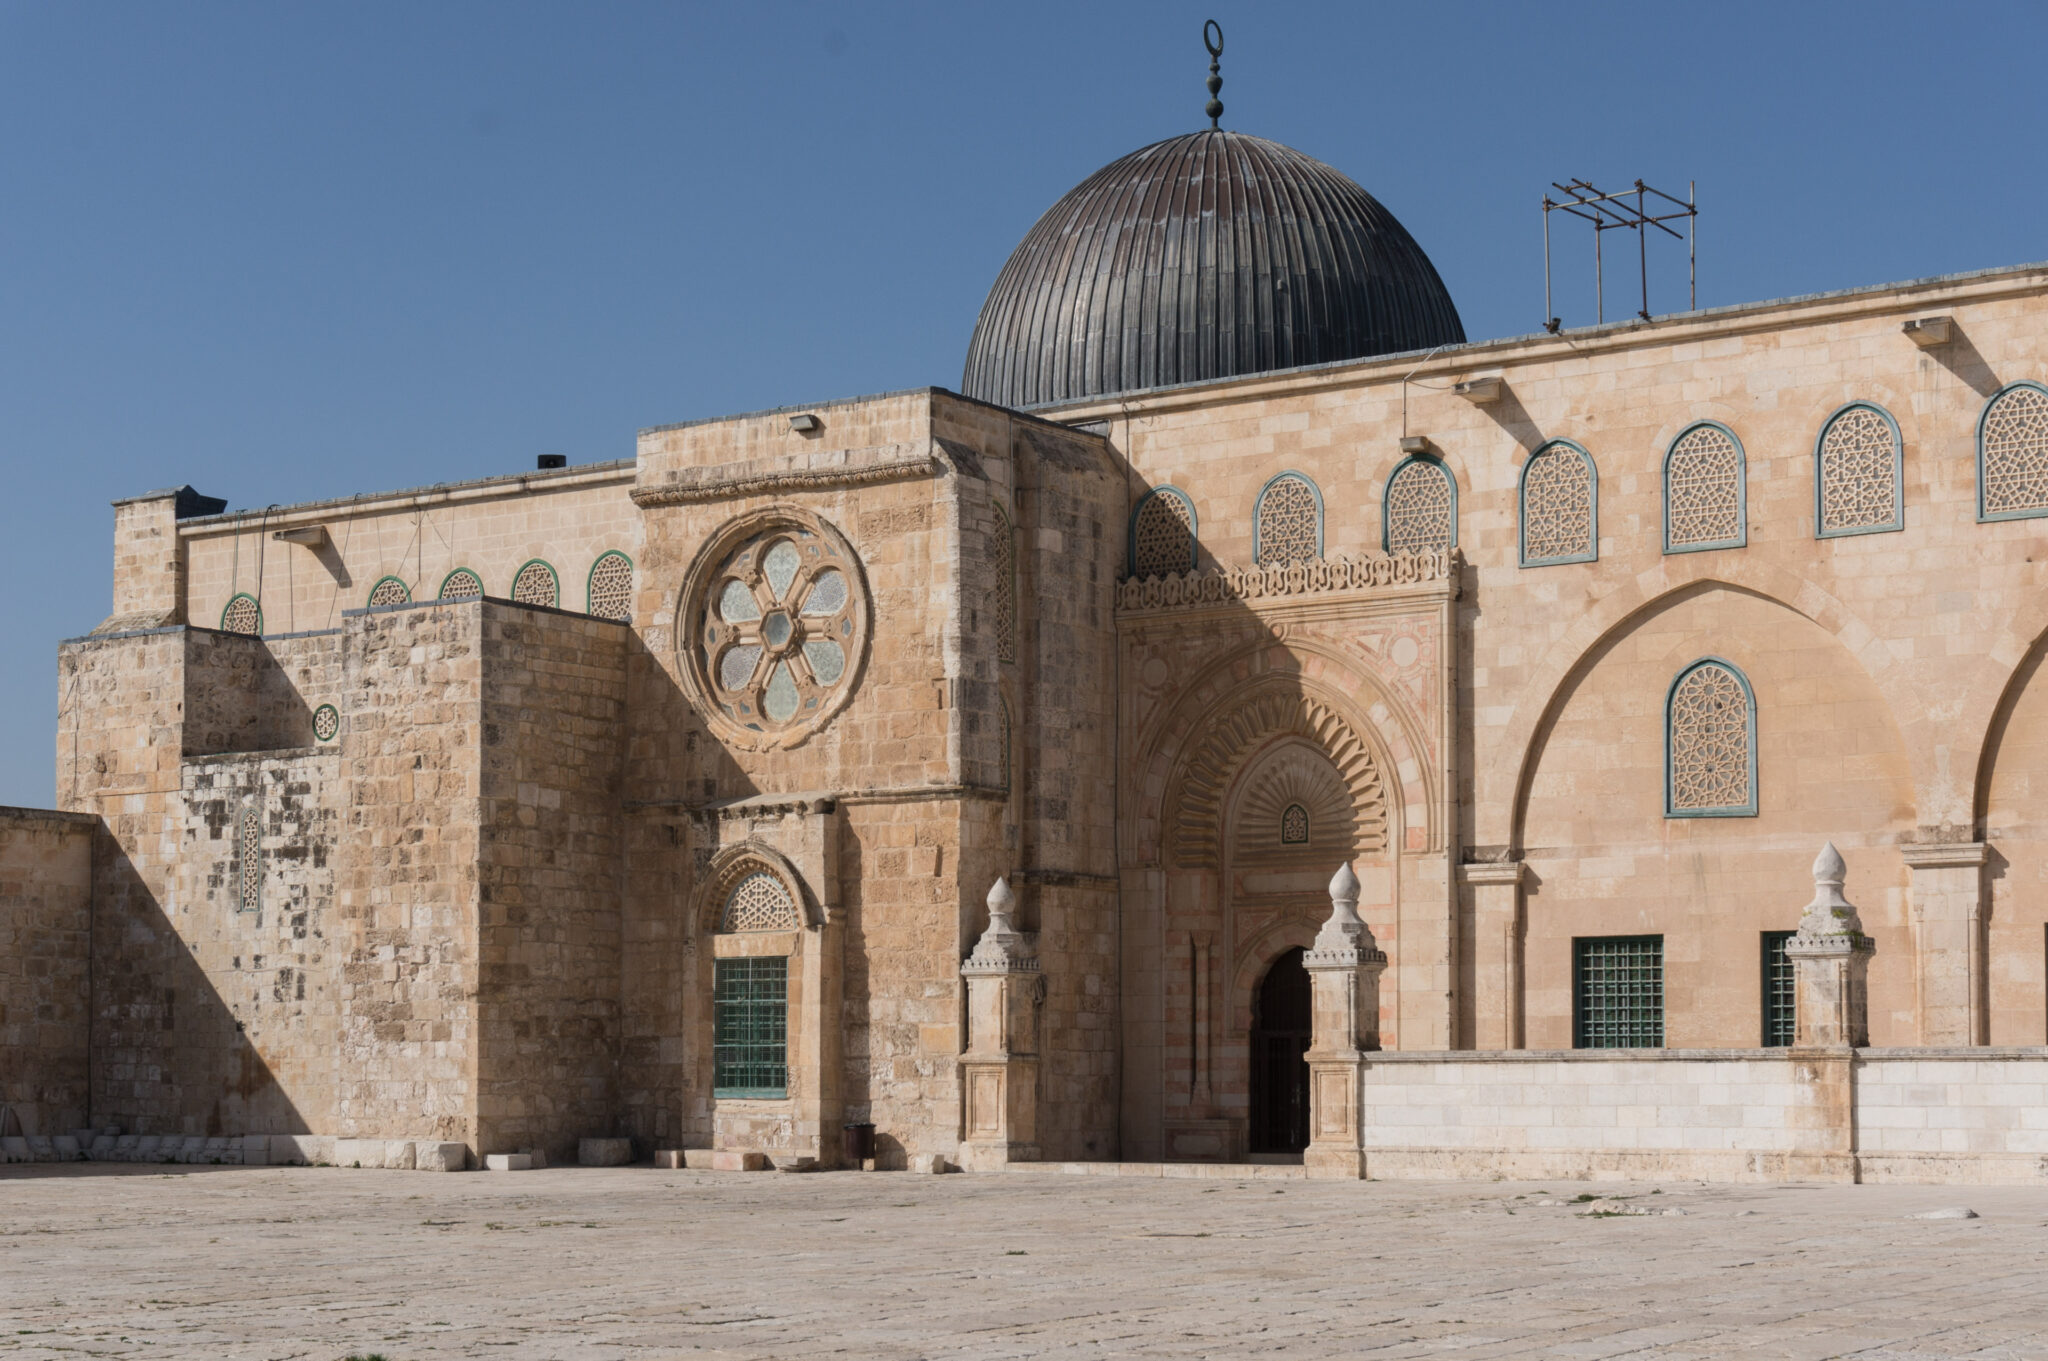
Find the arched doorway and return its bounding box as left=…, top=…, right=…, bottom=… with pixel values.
left=1248, top=947, right=1311, bottom=1154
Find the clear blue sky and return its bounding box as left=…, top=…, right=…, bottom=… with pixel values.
left=2, top=0, right=2043, bottom=807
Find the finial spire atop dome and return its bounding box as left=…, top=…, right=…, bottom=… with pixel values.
left=1202, top=20, right=1224, bottom=129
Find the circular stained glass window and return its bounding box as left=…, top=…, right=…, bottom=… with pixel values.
left=688, top=512, right=868, bottom=747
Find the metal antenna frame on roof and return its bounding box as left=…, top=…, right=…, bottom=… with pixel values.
left=1543, top=179, right=1697, bottom=333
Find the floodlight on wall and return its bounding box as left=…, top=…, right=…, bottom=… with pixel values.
left=1454, top=376, right=1504, bottom=405
left=537, top=454, right=568, bottom=470
left=272, top=525, right=329, bottom=548
left=1902, top=316, right=1953, bottom=348
left=789, top=413, right=822, bottom=433
left=1399, top=436, right=1433, bottom=456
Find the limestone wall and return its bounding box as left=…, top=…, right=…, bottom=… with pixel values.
left=0, top=807, right=96, bottom=1136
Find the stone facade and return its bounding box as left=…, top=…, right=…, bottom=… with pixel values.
left=16, top=259, right=2048, bottom=1183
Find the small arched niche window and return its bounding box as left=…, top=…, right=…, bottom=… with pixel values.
left=1663, top=422, right=1746, bottom=553
left=991, top=503, right=1016, bottom=663
left=1519, top=441, right=1598, bottom=567
left=1254, top=472, right=1323, bottom=565
left=1382, top=456, right=1457, bottom=554
left=1128, top=486, right=1197, bottom=579
left=1814, top=402, right=1903, bottom=537
left=438, top=567, right=483, bottom=601
left=511, top=559, right=559, bottom=608
left=586, top=551, right=634, bottom=621
left=366, top=576, right=411, bottom=608
left=1279, top=803, right=1310, bottom=846
left=713, top=869, right=798, bottom=1099
left=1977, top=381, right=2048, bottom=522
left=1665, top=657, right=1757, bottom=818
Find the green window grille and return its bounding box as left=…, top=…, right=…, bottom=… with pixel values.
left=1573, top=935, right=1663, bottom=1049
left=1761, top=930, right=1796, bottom=1047
left=713, top=956, right=788, bottom=1098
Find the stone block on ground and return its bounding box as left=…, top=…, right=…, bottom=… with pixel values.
left=909, top=1153, right=957, bottom=1175
left=580, top=1137, right=633, bottom=1167
left=710, top=1150, right=769, bottom=1172
left=682, top=1149, right=717, bottom=1170
left=415, top=1142, right=466, bottom=1172
left=28, top=1135, right=57, bottom=1162
left=0, top=1136, right=28, bottom=1163
left=486, top=1153, right=534, bottom=1172
left=89, top=1136, right=115, bottom=1159
left=53, top=1136, right=80, bottom=1160
left=772, top=1155, right=818, bottom=1173
left=383, top=1140, right=417, bottom=1171
left=653, top=1149, right=685, bottom=1169
left=239, top=1135, right=268, bottom=1167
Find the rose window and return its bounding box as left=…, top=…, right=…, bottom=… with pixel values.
left=693, top=521, right=866, bottom=741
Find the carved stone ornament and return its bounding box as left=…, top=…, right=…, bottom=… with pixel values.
left=677, top=505, right=872, bottom=751
left=1789, top=841, right=1873, bottom=953
left=1305, top=863, right=1386, bottom=967
left=1117, top=548, right=1456, bottom=613
left=964, top=876, right=1038, bottom=974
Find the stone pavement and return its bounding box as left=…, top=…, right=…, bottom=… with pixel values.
left=3, top=1164, right=2047, bottom=1359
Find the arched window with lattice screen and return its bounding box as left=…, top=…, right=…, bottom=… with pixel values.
left=1665, top=657, right=1757, bottom=818
left=586, top=551, right=633, bottom=621
left=1977, top=381, right=2048, bottom=522
left=1814, top=402, right=1902, bottom=538
left=1128, top=487, right=1197, bottom=579
left=1254, top=472, right=1322, bottom=565
left=991, top=504, right=1016, bottom=663
left=438, top=567, right=483, bottom=601
left=511, top=559, right=558, bottom=608
left=1663, top=423, right=1746, bottom=553
left=1519, top=441, right=1598, bottom=567
left=1382, top=456, right=1457, bottom=554
left=366, top=576, right=410, bottom=608
left=221, top=593, right=262, bottom=635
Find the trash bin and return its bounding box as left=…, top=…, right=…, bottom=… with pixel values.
left=841, top=1122, right=875, bottom=1167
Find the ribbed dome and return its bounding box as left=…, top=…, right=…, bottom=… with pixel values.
left=962, top=130, right=1464, bottom=409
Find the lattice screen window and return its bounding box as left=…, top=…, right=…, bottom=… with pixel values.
left=703, top=535, right=858, bottom=730
left=719, top=871, right=799, bottom=933
left=1254, top=474, right=1322, bottom=565
left=1573, top=935, right=1663, bottom=1048
left=1129, top=488, right=1196, bottom=579
left=1978, top=382, right=2048, bottom=521
left=367, top=577, right=410, bottom=608
left=999, top=696, right=1013, bottom=794
left=439, top=568, right=483, bottom=601
left=1519, top=442, right=1598, bottom=565
left=992, top=506, right=1016, bottom=663
left=1816, top=403, right=1902, bottom=536
left=713, top=956, right=788, bottom=1098
left=1279, top=803, right=1310, bottom=845
left=1761, top=930, right=1796, bottom=1047
left=1664, top=423, right=1746, bottom=552
left=237, top=800, right=262, bottom=914
left=512, top=560, right=558, bottom=608
left=587, top=551, right=634, bottom=621
left=1383, top=457, right=1456, bottom=554
left=1666, top=658, right=1757, bottom=816
left=312, top=704, right=340, bottom=743
left=221, top=594, right=261, bottom=635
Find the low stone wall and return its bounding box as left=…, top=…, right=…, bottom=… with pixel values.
left=1353, top=1048, right=2048, bottom=1184
left=0, top=1131, right=467, bottom=1171
left=0, top=806, right=97, bottom=1138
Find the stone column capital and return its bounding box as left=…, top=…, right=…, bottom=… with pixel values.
left=1899, top=840, right=1990, bottom=870
left=1457, top=859, right=1527, bottom=888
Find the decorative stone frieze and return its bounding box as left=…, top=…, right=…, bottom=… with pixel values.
left=958, top=878, right=1043, bottom=1170
left=1303, top=864, right=1386, bottom=1180
left=1115, top=548, right=1456, bottom=613
left=1785, top=842, right=1875, bottom=1048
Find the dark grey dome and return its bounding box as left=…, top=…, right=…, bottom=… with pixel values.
left=961, top=130, right=1464, bottom=409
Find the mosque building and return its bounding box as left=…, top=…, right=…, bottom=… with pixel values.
left=7, top=34, right=2048, bottom=1181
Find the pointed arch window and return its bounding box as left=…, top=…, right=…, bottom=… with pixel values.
left=1665, top=657, right=1757, bottom=818
left=1815, top=402, right=1903, bottom=537
left=366, top=576, right=411, bottom=608
left=1383, top=456, right=1457, bottom=554
left=220, top=593, right=262, bottom=635
left=1977, top=381, right=2048, bottom=522
left=1663, top=422, right=1746, bottom=553
left=713, top=868, right=795, bottom=1099
left=586, top=551, right=634, bottom=621
left=438, top=567, right=483, bottom=601
left=512, top=559, right=559, bottom=608
left=1129, top=486, right=1197, bottom=579
left=1279, top=803, right=1310, bottom=846
left=1254, top=472, right=1322, bottom=565
left=1519, top=441, right=1598, bottom=566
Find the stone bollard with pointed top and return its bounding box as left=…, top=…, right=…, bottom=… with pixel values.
left=1785, top=842, right=1876, bottom=1048
left=1302, top=863, right=1388, bottom=1180
left=956, top=877, right=1043, bottom=1171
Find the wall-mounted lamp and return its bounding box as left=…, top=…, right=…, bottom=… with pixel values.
left=1398, top=436, right=1433, bottom=456
left=789, top=413, right=822, bottom=433
left=1453, top=376, right=1504, bottom=405
left=1902, top=316, right=1952, bottom=348
left=272, top=525, right=329, bottom=548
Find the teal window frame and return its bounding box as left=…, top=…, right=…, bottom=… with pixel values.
left=365, top=575, right=411, bottom=608
left=511, top=557, right=559, bottom=608
left=1661, top=421, right=1748, bottom=554
left=220, top=592, right=263, bottom=634
left=1761, top=930, right=1796, bottom=1047
left=1572, top=935, right=1664, bottom=1049
left=1813, top=401, right=1904, bottom=539
left=438, top=566, right=484, bottom=599
left=1252, top=470, right=1325, bottom=564
left=713, top=956, right=789, bottom=1099
left=311, top=704, right=340, bottom=743
left=1517, top=440, right=1600, bottom=567
left=1664, top=655, right=1759, bottom=819
left=1127, top=486, right=1199, bottom=577
left=1976, top=380, right=2048, bottom=523
left=585, top=549, right=635, bottom=617
left=1380, top=454, right=1459, bottom=553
